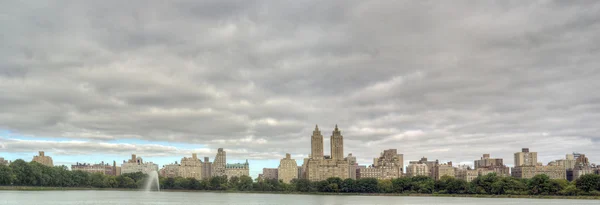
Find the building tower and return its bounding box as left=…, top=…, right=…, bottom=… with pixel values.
left=330, top=124, right=344, bottom=160
left=212, top=148, right=227, bottom=177
left=311, top=125, right=324, bottom=159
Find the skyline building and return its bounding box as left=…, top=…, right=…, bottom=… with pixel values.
left=121, top=154, right=158, bottom=175
left=212, top=148, right=227, bottom=177
left=32, top=151, right=53, bottom=167
left=278, top=153, right=297, bottom=183
left=305, top=125, right=349, bottom=181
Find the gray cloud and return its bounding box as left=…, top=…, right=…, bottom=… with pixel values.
left=1, top=0, right=600, bottom=167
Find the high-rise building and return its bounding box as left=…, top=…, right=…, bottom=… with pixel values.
left=225, top=160, right=250, bottom=179
left=32, top=151, right=53, bottom=167
left=0, top=157, right=8, bottom=165
left=474, top=154, right=510, bottom=176
left=305, top=125, right=349, bottom=181
left=262, top=168, right=279, bottom=180
left=406, top=163, right=429, bottom=177
left=514, top=148, right=537, bottom=166
left=179, top=153, right=203, bottom=179
left=121, top=154, right=159, bottom=175
left=160, top=162, right=180, bottom=178
left=435, top=162, right=455, bottom=180
left=408, top=157, right=438, bottom=178
left=357, top=149, right=403, bottom=180
left=346, top=153, right=358, bottom=180
left=202, top=157, right=212, bottom=179
left=278, top=153, right=298, bottom=183
left=212, top=148, right=227, bottom=177
left=72, top=161, right=119, bottom=176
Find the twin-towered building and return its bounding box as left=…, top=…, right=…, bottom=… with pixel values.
left=305, top=125, right=350, bottom=181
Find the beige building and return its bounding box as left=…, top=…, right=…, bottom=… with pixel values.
left=0, top=157, right=8, bottom=165
left=32, top=151, right=53, bottom=167
left=72, top=161, right=120, bottom=176
left=406, top=163, right=429, bottom=177
left=278, top=153, right=297, bottom=183
left=474, top=154, right=510, bottom=176
left=435, top=162, right=455, bottom=180
left=346, top=153, right=358, bottom=180
left=512, top=165, right=566, bottom=179
left=225, top=160, right=250, bottom=179
left=305, top=125, right=349, bottom=181
left=201, top=157, right=212, bottom=179
left=514, top=148, right=537, bottom=166
left=179, top=153, right=202, bottom=179
left=121, top=154, right=159, bottom=175
left=357, top=149, right=403, bottom=180
left=407, top=157, right=438, bottom=178
left=212, top=148, right=227, bottom=177
left=160, top=163, right=181, bottom=178
left=262, top=168, right=279, bottom=180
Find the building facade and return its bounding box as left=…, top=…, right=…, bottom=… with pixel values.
left=514, top=148, right=537, bottom=167
left=202, top=157, right=212, bottom=179
left=225, top=160, right=250, bottom=179
left=72, top=161, right=119, bottom=176
left=278, top=153, right=297, bottom=183
left=512, top=165, right=566, bottom=180
left=305, top=125, right=349, bottom=181
left=121, top=154, right=159, bottom=175
left=179, top=153, right=202, bottom=179
left=357, top=149, right=403, bottom=180
left=346, top=153, right=358, bottom=180
left=407, top=157, right=438, bottom=178
left=160, top=163, right=181, bottom=178
left=474, top=154, right=510, bottom=176
left=0, top=157, right=8, bottom=165
left=212, top=148, right=227, bottom=177
left=435, top=162, right=455, bottom=180
left=406, top=163, right=429, bottom=177
left=32, top=151, right=53, bottom=167
left=262, top=168, right=279, bottom=180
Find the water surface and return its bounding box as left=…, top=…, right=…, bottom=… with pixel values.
left=0, top=190, right=596, bottom=205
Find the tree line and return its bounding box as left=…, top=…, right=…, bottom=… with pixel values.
left=2, top=159, right=600, bottom=196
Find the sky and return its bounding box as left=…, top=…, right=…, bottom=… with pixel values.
left=1, top=1, right=600, bottom=178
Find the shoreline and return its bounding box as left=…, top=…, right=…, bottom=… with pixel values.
left=1, top=186, right=599, bottom=200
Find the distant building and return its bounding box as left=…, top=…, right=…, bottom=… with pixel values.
left=72, top=161, right=120, bottom=176
left=160, top=162, right=180, bottom=178
left=0, top=157, right=8, bottom=166
left=225, top=160, right=250, bottom=179
left=346, top=153, right=358, bottom=180
left=121, top=154, right=159, bottom=175
left=262, top=168, right=279, bottom=180
left=202, top=157, right=212, bottom=179
left=407, top=157, right=438, bottom=178
left=32, top=151, right=53, bottom=167
left=212, top=148, right=227, bottom=177
left=406, top=163, right=429, bottom=177
left=179, top=153, right=203, bottom=179
left=278, top=153, right=297, bottom=183
left=511, top=148, right=565, bottom=180
left=357, top=149, right=403, bottom=180
left=305, top=125, right=349, bottom=181
left=474, top=154, right=510, bottom=176
left=297, top=166, right=303, bottom=179
left=435, top=162, right=455, bottom=180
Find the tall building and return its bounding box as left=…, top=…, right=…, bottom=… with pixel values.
left=435, top=162, right=455, bottom=180
left=278, top=153, right=298, bottom=183
left=179, top=153, right=203, bottom=179
left=514, top=148, right=537, bottom=166
left=408, top=157, right=438, bottom=178
left=32, top=151, right=53, bottom=167
left=225, top=160, right=250, bottom=179
left=346, top=153, right=358, bottom=180
left=160, top=162, right=180, bottom=178
left=406, top=163, right=429, bottom=177
left=262, top=168, right=279, bottom=180
left=357, top=149, right=403, bottom=180
left=121, top=154, right=159, bottom=175
left=305, top=125, right=349, bottom=181
left=212, top=148, right=227, bottom=177
left=0, top=157, right=8, bottom=165
left=72, top=161, right=119, bottom=176
left=311, top=125, right=324, bottom=159
left=474, top=154, right=510, bottom=176
left=512, top=148, right=565, bottom=180
left=202, top=157, right=212, bottom=179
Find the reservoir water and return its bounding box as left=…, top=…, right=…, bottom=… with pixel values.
left=0, top=190, right=597, bottom=205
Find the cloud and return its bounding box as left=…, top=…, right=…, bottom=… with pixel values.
left=1, top=0, right=600, bottom=167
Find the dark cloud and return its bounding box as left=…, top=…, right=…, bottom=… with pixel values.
left=1, top=0, right=600, bottom=166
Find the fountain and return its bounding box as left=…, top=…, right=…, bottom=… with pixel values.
left=144, top=171, right=160, bottom=191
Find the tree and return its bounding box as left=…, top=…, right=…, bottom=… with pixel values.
left=9, top=159, right=35, bottom=186
left=576, top=174, right=600, bottom=193
left=391, top=177, right=410, bottom=193
left=528, top=174, right=560, bottom=195
left=0, top=165, right=14, bottom=185
left=238, top=175, right=254, bottom=191
left=410, top=176, right=434, bottom=193
left=292, top=178, right=312, bottom=192
left=340, top=178, right=357, bottom=192
left=209, top=176, right=229, bottom=190
left=356, top=178, right=379, bottom=193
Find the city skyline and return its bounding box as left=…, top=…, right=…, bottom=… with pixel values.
left=2, top=1, right=600, bottom=179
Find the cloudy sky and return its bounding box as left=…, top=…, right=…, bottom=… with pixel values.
left=1, top=1, right=599, bottom=177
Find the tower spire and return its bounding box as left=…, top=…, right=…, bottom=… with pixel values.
left=335, top=124, right=338, bottom=131
left=315, top=124, right=319, bottom=131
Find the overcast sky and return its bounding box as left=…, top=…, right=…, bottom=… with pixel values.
left=1, top=1, right=600, bottom=177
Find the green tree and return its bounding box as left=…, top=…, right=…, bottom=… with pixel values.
left=528, top=174, right=560, bottom=195
left=291, top=178, right=312, bottom=192
left=391, top=177, right=410, bottom=193
left=0, top=165, right=14, bottom=185
left=356, top=178, right=379, bottom=193
left=340, top=178, right=357, bottom=192
left=575, top=174, right=600, bottom=193
left=410, top=176, right=434, bottom=193
left=209, top=176, right=229, bottom=190
left=238, top=175, right=254, bottom=191
left=9, top=159, right=35, bottom=185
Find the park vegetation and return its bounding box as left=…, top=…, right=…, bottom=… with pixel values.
left=2, top=159, right=600, bottom=196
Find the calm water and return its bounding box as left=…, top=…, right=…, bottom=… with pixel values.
left=0, top=190, right=597, bottom=205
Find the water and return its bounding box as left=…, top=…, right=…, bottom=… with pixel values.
left=144, top=171, right=160, bottom=192
left=0, top=191, right=597, bottom=205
